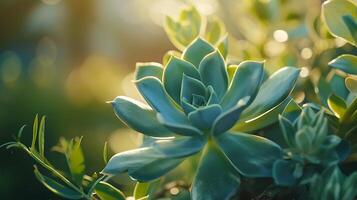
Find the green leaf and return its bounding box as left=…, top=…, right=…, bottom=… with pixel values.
left=103, top=141, right=108, bottom=164
left=53, top=137, right=85, bottom=186
left=329, top=54, right=357, bottom=75
left=345, top=76, right=357, bottom=94
left=341, top=172, right=357, bottom=200
left=33, top=166, right=83, bottom=199
left=180, top=74, right=206, bottom=114
left=322, top=0, right=357, bottom=46
left=102, top=137, right=204, bottom=181
left=199, top=50, right=228, bottom=100
left=163, top=56, right=201, bottom=104
left=135, top=62, right=164, bottom=80
left=182, top=37, right=215, bottom=68
left=215, top=131, right=282, bottom=177
left=164, top=6, right=202, bottom=50
left=343, top=15, right=357, bottom=45
left=240, top=67, right=300, bottom=120
left=188, top=104, right=222, bottom=130
left=31, top=114, right=39, bottom=151
left=220, top=61, right=264, bottom=111
left=135, top=77, right=202, bottom=136
left=205, top=18, right=226, bottom=45
left=95, top=181, right=126, bottom=200
left=191, top=142, right=240, bottom=200
left=233, top=97, right=292, bottom=133
left=111, top=96, right=173, bottom=137
left=328, top=94, right=347, bottom=118
left=38, top=116, right=46, bottom=157
left=134, top=182, right=150, bottom=200
left=216, top=34, right=228, bottom=59
left=17, top=124, right=26, bottom=141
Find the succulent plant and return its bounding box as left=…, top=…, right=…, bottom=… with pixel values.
left=309, top=166, right=357, bottom=200
left=273, top=105, right=350, bottom=186
left=102, top=36, right=300, bottom=199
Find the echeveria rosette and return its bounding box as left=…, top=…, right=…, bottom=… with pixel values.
left=103, top=38, right=300, bottom=200
left=273, top=106, right=351, bottom=186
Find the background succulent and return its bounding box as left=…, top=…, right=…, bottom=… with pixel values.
left=102, top=33, right=300, bottom=199
left=273, top=105, right=350, bottom=186
left=309, top=166, right=357, bottom=200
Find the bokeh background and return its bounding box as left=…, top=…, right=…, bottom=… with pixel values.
left=1, top=0, right=356, bottom=199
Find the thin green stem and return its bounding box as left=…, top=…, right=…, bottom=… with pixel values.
left=17, top=143, right=93, bottom=200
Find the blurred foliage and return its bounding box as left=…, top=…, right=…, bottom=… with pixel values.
left=0, top=0, right=357, bottom=199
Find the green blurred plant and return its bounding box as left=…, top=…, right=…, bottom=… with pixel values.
left=1, top=115, right=125, bottom=200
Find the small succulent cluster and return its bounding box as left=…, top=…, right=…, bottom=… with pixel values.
left=273, top=106, right=350, bottom=186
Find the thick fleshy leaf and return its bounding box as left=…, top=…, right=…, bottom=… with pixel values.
left=191, top=142, right=240, bottom=200
left=163, top=56, right=201, bottom=104
left=346, top=76, right=357, bottom=94
left=272, top=159, right=297, bottom=186
left=207, top=86, right=219, bottom=105
left=180, top=74, right=206, bottom=107
left=295, top=127, right=314, bottom=153
left=329, top=54, right=357, bottom=75
left=234, top=97, right=292, bottom=133
left=199, top=51, right=228, bottom=100
left=111, top=96, right=173, bottom=137
left=212, top=97, right=249, bottom=136
left=220, top=61, right=264, bottom=111
left=215, top=131, right=282, bottom=177
left=135, top=77, right=202, bottom=136
left=95, top=181, right=126, bottom=200
left=182, top=37, right=215, bottom=67
left=34, top=167, right=83, bottom=199
left=240, top=67, right=300, bottom=120
left=102, top=137, right=204, bottom=181
left=181, top=98, right=197, bottom=114
left=279, top=115, right=296, bottom=148
left=135, top=62, right=164, bottom=80
left=162, top=50, right=181, bottom=66
left=322, top=0, right=357, bottom=46
left=188, top=104, right=222, bottom=130
left=205, top=19, right=226, bottom=45
left=328, top=94, right=347, bottom=118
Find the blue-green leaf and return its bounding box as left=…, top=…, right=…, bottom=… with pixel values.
left=295, top=127, right=314, bottom=153
left=135, top=62, right=164, bottom=80
left=188, top=104, right=222, bottom=130
left=191, top=142, right=240, bottom=200
left=95, top=181, right=126, bottom=200
left=102, top=137, right=204, bottom=181
left=220, top=61, right=264, bottom=111
left=199, top=51, right=228, bottom=100
left=272, top=159, right=297, bottom=186
left=215, top=131, right=282, bottom=177
left=329, top=54, right=357, bottom=75
left=163, top=56, right=201, bottom=104
left=111, top=96, right=173, bottom=137
left=212, top=97, right=249, bottom=136
left=182, top=38, right=215, bottom=67
left=279, top=115, right=296, bottom=148
left=33, top=167, right=83, bottom=199
left=180, top=74, right=206, bottom=113
left=135, top=77, right=202, bottom=136
left=240, top=67, right=300, bottom=120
